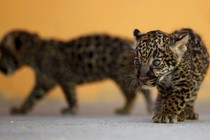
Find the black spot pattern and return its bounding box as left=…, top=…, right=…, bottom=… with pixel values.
left=134, top=28, right=209, bottom=123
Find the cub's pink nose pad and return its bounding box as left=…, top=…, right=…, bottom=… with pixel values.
left=138, top=77, right=149, bottom=85
left=139, top=77, right=148, bottom=80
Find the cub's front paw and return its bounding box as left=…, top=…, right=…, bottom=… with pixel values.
left=152, top=112, right=178, bottom=123
left=186, top=112, right=199, bottom=120
left=61, top=107, right=78, bottom=115
left=177, top=111, right=186, bottom=122
left=115, top=108, right=130, bottom=115
left=10, top=107, right=26, bottom=115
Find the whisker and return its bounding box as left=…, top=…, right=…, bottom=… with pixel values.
left=125, top=48, right=136, bottom=52
left=119, top=75, right=136, bottom=82
left=118, top=65, right=136, bottom=72
left=115, top=63, right=135, bottom=67
left=128, top=79, right=138, bottom=93
left=119, top=74, right=136, bottom=78
left=123, top=77, right=136, bottom=83
left=119, top=75, right=135, bottom=81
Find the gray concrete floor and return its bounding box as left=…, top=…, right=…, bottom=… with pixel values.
left=1, top=115, right=210, bottom=140
left=0, top=95, right=210, bottom=140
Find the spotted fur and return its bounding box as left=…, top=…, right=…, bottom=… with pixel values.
left=133, top=28, right=209, bottom=123
left=0, top=30, right=152, bottom=115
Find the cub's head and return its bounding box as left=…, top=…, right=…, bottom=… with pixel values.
left=0, top=30, right=39, bottom=75
left=133, top=29, right=189, bottom=87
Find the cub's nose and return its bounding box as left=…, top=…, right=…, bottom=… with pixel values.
left=139, top=76, right=148, bottom=80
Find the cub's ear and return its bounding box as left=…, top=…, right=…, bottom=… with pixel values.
left=14, top=36, right=23, bottom=51
left=133, top=29, right=142, bottom=40
left=5, top=35, right=24, bottom=54
left=1, top=34, right=17, bottom=53
left=171, top=34, right=189, bottom=56
left=3, top=35, right=23, bottom=59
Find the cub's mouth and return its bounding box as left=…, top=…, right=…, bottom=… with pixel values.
left=137, top=76, right=156, bottom=87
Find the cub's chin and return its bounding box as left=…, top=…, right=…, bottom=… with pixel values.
left=136, top=79, right=156, bottom=89
left=138, top=78, right=157, bottom=87
left=142, top=85, right=153, bottom=90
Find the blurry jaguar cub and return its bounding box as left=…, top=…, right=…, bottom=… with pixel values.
left=0, top=30, right=152, bottom=115
left=133, top=28, right=209, bottom=123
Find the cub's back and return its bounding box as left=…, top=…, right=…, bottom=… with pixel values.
left=62, top=34, right=134, bottom=81
left=172, top=29, right=209, bottom=79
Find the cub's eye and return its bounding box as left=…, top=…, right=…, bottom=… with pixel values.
left=134, top=57, right=140, bottom=68
left=152, top=59, right=161, bottom=67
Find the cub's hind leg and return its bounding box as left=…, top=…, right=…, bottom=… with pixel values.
left=140, top=88, right=153, bottom=113
left=11, top=73, right=56, bottom=114
left=185, top=88, right=199, bottom=120
left=60, top=83, right=78, bottom=115
left=114, top=78, right=152, bottom=114
left=115, top=89, right=136, bottom=115
left=114, top=78, right=137, bottom=114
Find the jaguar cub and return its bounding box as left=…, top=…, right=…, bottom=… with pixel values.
left=0, top=30, right=152, bottom=115
left=133, top=28, right=209, bottom=123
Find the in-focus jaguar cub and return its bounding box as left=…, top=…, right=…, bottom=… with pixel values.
left=0, top=30, right=152, bottom=115
left=132, top=28, right=209, bottom=123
